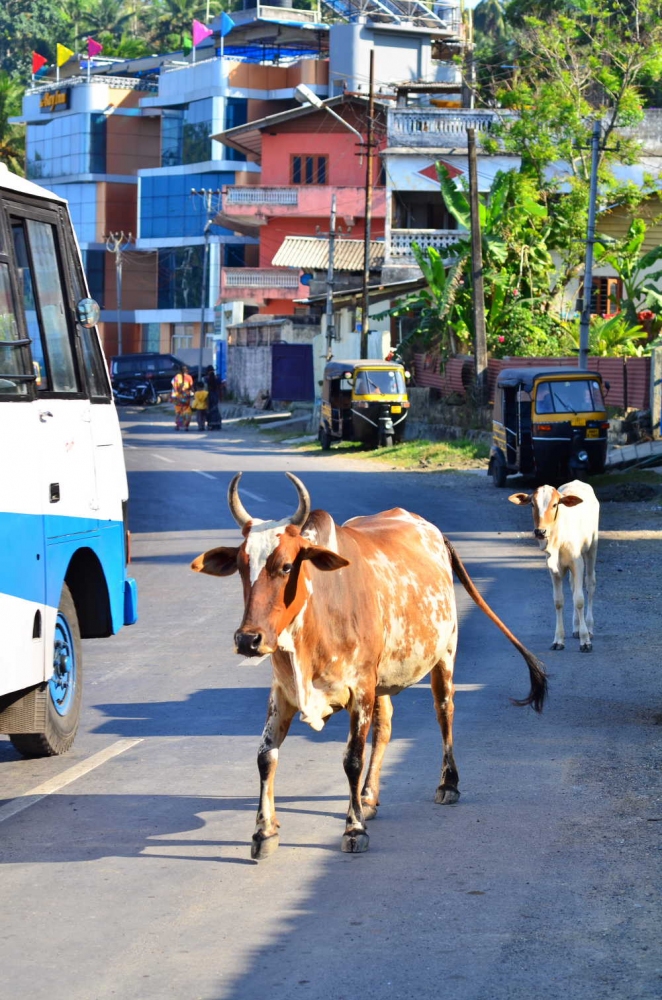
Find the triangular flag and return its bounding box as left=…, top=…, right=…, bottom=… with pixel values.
left=56, top=43, right=75, bottom=67
left=192, top=19, right=213, bottom=47
left=32, top=52, right=48, bottom=75
left=220, top=12, right=234, bottom=37
left=87, top=37, right=103, bottom=57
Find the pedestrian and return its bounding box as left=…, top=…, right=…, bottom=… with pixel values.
left=171, top=364, right=193, bottom=432
left=205, top=365, right=222, bottom=430
left=191, top=380, right=208, bottom=431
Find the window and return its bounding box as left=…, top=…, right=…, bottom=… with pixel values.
left=12, top=219, right=80, bottom=394
left=0, top=261, right=32, bottom=397
left=291, top=155, right=328, bottom=185
left=537, top=380, right=604, bottom=414
left=577, top=277, right=622, bottom=317
left=172, top=324, right=193, bottom=351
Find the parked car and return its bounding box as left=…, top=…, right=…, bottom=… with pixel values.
left=109, top=353, right=186, bottom=398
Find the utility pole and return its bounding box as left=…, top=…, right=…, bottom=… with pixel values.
left=105, top=231, right=133, bottom=356
left=325, top=193, right=337, bottom=360
left=360, top=48, right=375, bottom=360
left=579, top=119, right=602, bottom=370
left=191, top=188, right=221, bottom=377
left=466, top=128, right=487, bottom=403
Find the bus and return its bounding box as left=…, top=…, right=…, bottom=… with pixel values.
left=0, top=164, right=137, bottom=757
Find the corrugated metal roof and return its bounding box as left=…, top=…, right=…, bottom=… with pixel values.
left=272, top=236, right=385, bottom=270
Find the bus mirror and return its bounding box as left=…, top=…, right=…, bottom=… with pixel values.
left=76, top=298, right=100, bottom=328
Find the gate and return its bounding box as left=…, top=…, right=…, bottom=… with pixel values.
left=271, top=343, right=314, bottom=401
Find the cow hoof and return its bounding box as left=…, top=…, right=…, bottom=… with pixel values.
left=580, top=642, right=593, bottom=653
left=572, top=630, right=579, bottom=639
left=550, top=642, right=565, bottom=651
left=362, top=803, right=378, bottom=821
left=435, top=786, right=460, bottom=805
left=251, top=833, right=279, bottom=861
left=341, top=831, right=369, bottom=853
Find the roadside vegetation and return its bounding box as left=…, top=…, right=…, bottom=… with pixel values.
left=284, top=434, right=490, bottom=471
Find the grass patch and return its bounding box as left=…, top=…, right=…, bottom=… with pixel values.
left=296, top=436, right=489, bottom=470
left=372, top=438, right=490, bottom=469
left=589, top=468, right=662, bottom=489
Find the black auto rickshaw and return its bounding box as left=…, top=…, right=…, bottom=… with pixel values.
left=489, top=366, right=609, bottom=487
left=319, top=360, right=410, bottom=449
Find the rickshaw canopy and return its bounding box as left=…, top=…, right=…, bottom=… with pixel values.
left=496, top=367, right=603, bottom=392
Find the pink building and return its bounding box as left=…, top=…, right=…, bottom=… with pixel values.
left=214, top=95, right=386, bottom=314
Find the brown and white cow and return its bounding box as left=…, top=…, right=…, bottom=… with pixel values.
left=508, top=480, right=599, bottom=652
left=192, top=473, right=547, bottom=859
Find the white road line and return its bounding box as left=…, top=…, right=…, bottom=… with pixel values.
left=193, top=470, right=216, bottom=480
left=241, top=489, right=266, bottom=503
left=152, top=454, right=175, bottom=464
left=0, top=738, right=143, bottom=825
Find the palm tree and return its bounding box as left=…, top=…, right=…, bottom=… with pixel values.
left=147, top=0, right=208, bottom=48
left=81, top=0, right=133, bottom=39
left=0, top=72, right=25, bottom=176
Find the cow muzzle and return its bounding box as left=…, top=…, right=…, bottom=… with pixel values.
left=235, top=629, right=269, bottom=657
left=534, top=528, right=546, bottom=540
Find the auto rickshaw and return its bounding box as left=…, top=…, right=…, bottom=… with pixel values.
left=488, top=367, right=609, bottom=487
left=319, top=360, right=410, bottom=449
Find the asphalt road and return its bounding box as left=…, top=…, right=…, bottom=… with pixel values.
left=1, top=412, right=659, bottom=1000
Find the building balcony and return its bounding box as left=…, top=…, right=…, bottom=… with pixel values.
left=387, top=109, right=501, bottom=148
left=387, top=229, right=463, bottom=262
left=221, top=186, right=385, bottom=223
left=221, top=267, right=302, bottom=304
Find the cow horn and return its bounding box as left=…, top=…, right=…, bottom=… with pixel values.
left=286, top=472, right=310, bottom=527
left=227, top=472, right=252, bottom=528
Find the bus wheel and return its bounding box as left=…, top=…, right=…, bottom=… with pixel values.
left=10, top=584, right=83, bottom=758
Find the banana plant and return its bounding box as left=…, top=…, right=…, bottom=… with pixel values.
left=594, top=218, right=662, bottom=324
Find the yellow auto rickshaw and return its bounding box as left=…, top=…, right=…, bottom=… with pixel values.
left=489, top=366, right=609, bottom=486
left=319, top=360, right=410, bottom=449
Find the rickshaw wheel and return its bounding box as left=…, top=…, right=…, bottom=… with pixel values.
left=319, top=428, right=332, bottom=451
left=492, top=461, right=507, bottom=488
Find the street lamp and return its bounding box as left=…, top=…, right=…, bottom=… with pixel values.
left=293, top=84, right=362, bottom=143
left=191, top=188, right=221, bottom=378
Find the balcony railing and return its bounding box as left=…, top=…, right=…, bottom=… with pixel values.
left=388, top=110, right=499, bottom=147
left=223, top=269, right=300, bottom=289
left=225, top=187, right=299, bottom=206
left=388, top=229, right=463, bottom=260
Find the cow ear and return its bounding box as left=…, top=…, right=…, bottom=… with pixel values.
left=559, top=494, right=584, bottom=507
left=191, top=546, right=240, bottom=576
left=508, top=492, right=532, bottom=505
left=300, top=544, right=350, bottom=572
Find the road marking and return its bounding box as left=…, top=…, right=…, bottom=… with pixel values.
left=152, top=454, right=174, bottom=464
left=241, top=489, right=266, bottom=503
left=193, top=470, right=216, bottom=480
left=0, top=738, right=143, bottom=825
left=415, top=683, right=486, bottom=692
left=238, top=654, right=271, bottom=667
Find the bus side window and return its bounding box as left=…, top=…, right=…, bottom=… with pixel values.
left=12, top=219, right=80, bottom=394
left=0, top=261, right=31, bottom=397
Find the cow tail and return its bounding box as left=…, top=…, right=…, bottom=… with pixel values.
left=444, top=537, right=548, bottom=713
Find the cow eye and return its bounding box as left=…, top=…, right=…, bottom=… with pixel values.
left=282, top=563, right=293, bottom=575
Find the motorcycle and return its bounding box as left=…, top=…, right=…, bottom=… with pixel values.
left=112, top=375, right=160, bottom=406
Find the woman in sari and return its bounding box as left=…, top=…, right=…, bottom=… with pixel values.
left=171, top=364, right=194, bottom=431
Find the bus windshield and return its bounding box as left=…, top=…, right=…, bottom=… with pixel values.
left=354, top=369, right=405, bottom=396
left=536, top=379, right=604, bottom=414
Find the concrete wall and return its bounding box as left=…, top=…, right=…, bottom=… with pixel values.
left=227, top=345, right=271, bottom=402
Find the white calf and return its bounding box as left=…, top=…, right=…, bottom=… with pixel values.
left=508, top=480, right=599, bottom=652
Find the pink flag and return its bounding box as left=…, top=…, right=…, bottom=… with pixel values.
left=192, top=19, right=213, bottom=47
left=88, top=37, right=103, bottom=57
